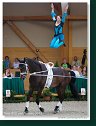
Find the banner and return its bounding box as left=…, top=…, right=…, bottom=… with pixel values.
left=6, top=90, right=11, bottom=97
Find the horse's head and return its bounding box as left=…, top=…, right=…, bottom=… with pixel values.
left=18, top=58, right=28, bottom=80
left=18, top=57, right=42, bottom=79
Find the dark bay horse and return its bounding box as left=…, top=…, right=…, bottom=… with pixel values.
left=19, top=58, right=79, bottom=114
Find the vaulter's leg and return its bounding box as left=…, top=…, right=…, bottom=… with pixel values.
left=54, top=34, right=65, bottom=48
left=54, top=39, right=64, bottom=48
left=50, top=37, right=57, bottom=48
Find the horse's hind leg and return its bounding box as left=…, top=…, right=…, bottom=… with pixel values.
left=24, top=88, right=33, bottom=114
left=69, top=81, right=80, bottom=100
left=54, top=83, right=66, bottom=113
left=69, top=71, right=80, bottom=100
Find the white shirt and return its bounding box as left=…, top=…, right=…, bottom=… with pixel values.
left=71, top=70, right=80, bottom=77
left=13, top=62, right=19, bottom=69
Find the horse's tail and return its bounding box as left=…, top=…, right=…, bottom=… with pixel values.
left=69, top=71, right=80, bottom=100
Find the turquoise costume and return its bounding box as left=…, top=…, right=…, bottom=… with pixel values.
left=50, top=11, right=68, bottom=48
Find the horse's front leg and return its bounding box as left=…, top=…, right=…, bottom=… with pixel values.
left=24, top=88, right=33, bottom=114
left=36, top=88, right=44, bottom=113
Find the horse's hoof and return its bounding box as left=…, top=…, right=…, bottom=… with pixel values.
left=24, top=107, right=29, bottom=114
left=54, top=109, right=60, bottom=114
left=40, top=107, right=44, bottom=113
left=54, top=110, right=57, bottom=114
left=54, top=106, right=60, bottom=114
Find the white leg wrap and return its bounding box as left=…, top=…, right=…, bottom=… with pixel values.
left=57, top=101, right=62, bottom=111
left=59, top=104, right=62, bottom=111
left=25, top=101, right=29, bottom=108
left=38, top=104, right=41, bottom=108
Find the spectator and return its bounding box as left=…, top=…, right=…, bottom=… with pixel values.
left=13, top=58, right=19, bottom=69
left=3, top=56, right=11, bottom=69
left=61, top=58, right=71, bottom=69
left=81, top=66, right=87, bottom=77
left=76, top=66, right=82, bottom=76
left=71, top=56, right=81, bottom=67
left=71, top=66, right=80, bottom=77
left=81, top=49, right=87, bottom=66
left=4, top=68, right=14, bottom=78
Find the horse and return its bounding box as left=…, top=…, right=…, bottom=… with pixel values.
left=18, top=58, right=79, bottom=114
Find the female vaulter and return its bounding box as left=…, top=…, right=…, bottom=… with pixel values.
left=50, top=3, right=68, bottom=48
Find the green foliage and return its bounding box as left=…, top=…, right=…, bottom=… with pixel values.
left=10, top=90, right=17, bottom=98
left=64, top=90, right=72, bottom=98
left=3, top=95, right=26, bottom=103
left=51, top=96, right=59, bottom=101
left=3, top=89, right=87, bottom=103
left=3, top=90, right=26, bottom=103
left=42, top=88, right=51, bottom=96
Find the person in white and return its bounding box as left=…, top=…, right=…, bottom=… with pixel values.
left=39, top=61, right=54, bottom=88
left=71, top=65, right=80, bottom=77
left=45, top=62, right=54, bottom=88
left=3, top=68, right=14, bottom=78
left=13, top=58, right=19, bottom=69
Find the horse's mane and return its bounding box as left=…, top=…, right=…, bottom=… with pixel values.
left=27, top=58, right=42, bottom=71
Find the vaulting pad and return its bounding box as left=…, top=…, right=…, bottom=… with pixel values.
left=45, top=63, right=53, bottom=88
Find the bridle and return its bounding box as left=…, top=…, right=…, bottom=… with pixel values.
left=19, top=62, right=29, bottom=76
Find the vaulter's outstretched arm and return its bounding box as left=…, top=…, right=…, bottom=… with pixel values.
left=51, top=3, right=57, bottom=22
left=61, top=4, right=68, bottom=23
